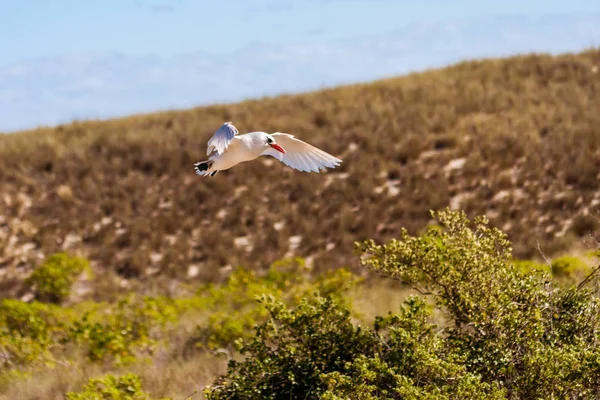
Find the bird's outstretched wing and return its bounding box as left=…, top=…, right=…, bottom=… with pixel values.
left=261, top=133, right=342, bottom=173
left=206, top=122, right=239, bottom=156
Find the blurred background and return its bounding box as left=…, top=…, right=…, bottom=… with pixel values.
left=1, top=0, right=599, bottom=299
left=2, top=2, right=600, bottom=399
left=1, top=0, right=599, bottom=298
left=1, top=0, right=599, bottom=132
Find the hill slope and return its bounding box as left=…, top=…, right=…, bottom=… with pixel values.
left=1, top=49, right=599, bottom=299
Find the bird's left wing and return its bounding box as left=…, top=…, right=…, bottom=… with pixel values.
left=206, top=122, right=239, bottom=156
left=261, top=133, right=342, bottom=173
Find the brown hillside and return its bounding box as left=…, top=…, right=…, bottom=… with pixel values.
left=1, top=49, right=599, bottom=300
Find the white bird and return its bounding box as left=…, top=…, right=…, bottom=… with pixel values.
left=194, top=122, right=342, bottom=177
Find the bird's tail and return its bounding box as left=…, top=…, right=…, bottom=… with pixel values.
left=194, top=160, right=216, bottom=177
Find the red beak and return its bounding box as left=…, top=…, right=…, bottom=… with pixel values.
left=270, top=143, right=286, bottom=154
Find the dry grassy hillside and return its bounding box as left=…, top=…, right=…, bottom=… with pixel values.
left=1, top=49, right=599, bottom=300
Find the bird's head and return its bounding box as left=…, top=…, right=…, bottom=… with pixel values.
left=265, top=133, right=286, bottom=154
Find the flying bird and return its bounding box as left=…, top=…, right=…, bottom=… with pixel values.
left=194, top=122, right=342, bottom=177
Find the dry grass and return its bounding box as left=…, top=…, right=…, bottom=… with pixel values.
left=0, top=351, right=227, bottom=400
left=349, top=279, right=415, bottom=323
left=0, top=49, right=599, bottom=300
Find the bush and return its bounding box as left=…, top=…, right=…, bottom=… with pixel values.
left=512, top=259, right=551, bottom=276
left=206, top=209, right=600, bottom=399
left=205, top=295, right=504, bottom=399
left=0, top=299, right=69, bottom=369
left=550, top=255, right=592, bottom=283
left=69, top=295, right=179, bottom=365
left=189, top=258, right=360, bottom=351
left=357, top=209, right=600, bottom=399
left=66, top=373, right=169, bottom=400
left=0, top=261, right=357, bottom=383
left=0, top=293, right=179, bottom=376
left=26, top=252, right=90, bottom=303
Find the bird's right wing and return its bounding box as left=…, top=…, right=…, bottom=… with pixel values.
left=206, top=122, right=239, bottom=156
left=261, top=133, right=342, bottom=173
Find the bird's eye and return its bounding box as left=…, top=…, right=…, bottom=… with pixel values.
left=267, top=138, right=273, bottom=144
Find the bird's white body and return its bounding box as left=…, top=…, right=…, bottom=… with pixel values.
left=194, top=122, right=342, bottom=177
left=208, top=132, right=268, bottom=171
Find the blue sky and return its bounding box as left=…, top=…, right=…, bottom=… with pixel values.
left=1, top=0, right=600, bottom=132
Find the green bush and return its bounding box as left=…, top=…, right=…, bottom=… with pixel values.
left=357, top=209, right=600, bottom=399
left=0, top=299, right=69, bottom=369
left=69, top=295, right=179, bottom=365
left=512, top=259, right=551, bottom=276
left=0, top=293, right=179, bottom=377
left=26, top=252, right=90, bottom=303
left=205, top=295, right=504, bottom=399
left=189, top=258, right=360, bottom=351
left=0, top=261, right=357, bottom=382
left=550, top=255, right=592, bottom=283
left=66, top=373, right=169, bottom=400
left=206, top=209, right=600, bottom=399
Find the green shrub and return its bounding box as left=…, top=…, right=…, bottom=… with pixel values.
left=550, top=255, right=592, bottom=283
left=26, top=252, right=90, bottom=303
left=206, top=209, right=600, bottom=399
left=0, top=293, right=180, bottom=376
left=357, top=209, right=600, bottom=399
left=69, top=295, right=179, bottom=365
left=584, top=249, right=600, bottom=259
left=512, top=259, right=551, bottom=276
left=189, top=258, right=360, bottom=351
left=0, top=299, right=69, bottom=369
left=0, top=260, right=357, bottom=381
left=66, top=373, right=169, bottom=400
left=205, top=295, right=504, bottom=399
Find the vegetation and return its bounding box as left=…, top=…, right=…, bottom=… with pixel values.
left=205, top=209, right=600, bottom=399
left=0, top=49, right=599, bottom=398
left=206, top=295, right=505, bottom=400
left=1, top=210, right=597, bottom=398
left=25, top=252, right=90, bottom=303
left=65, top=373, right=164, bottom=400
left=550, top=255, right=593, bottom=283
left=187, top=258, right=358, bottom=351
left=1, top=49, right=599, bottom=301
left=0, top=257, right=362, bottom=398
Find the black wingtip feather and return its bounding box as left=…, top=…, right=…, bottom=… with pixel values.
left=194, top=162, right=209, bottom=172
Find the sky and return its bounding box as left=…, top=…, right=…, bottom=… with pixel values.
left=1, top=0, right=600, bottom=132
